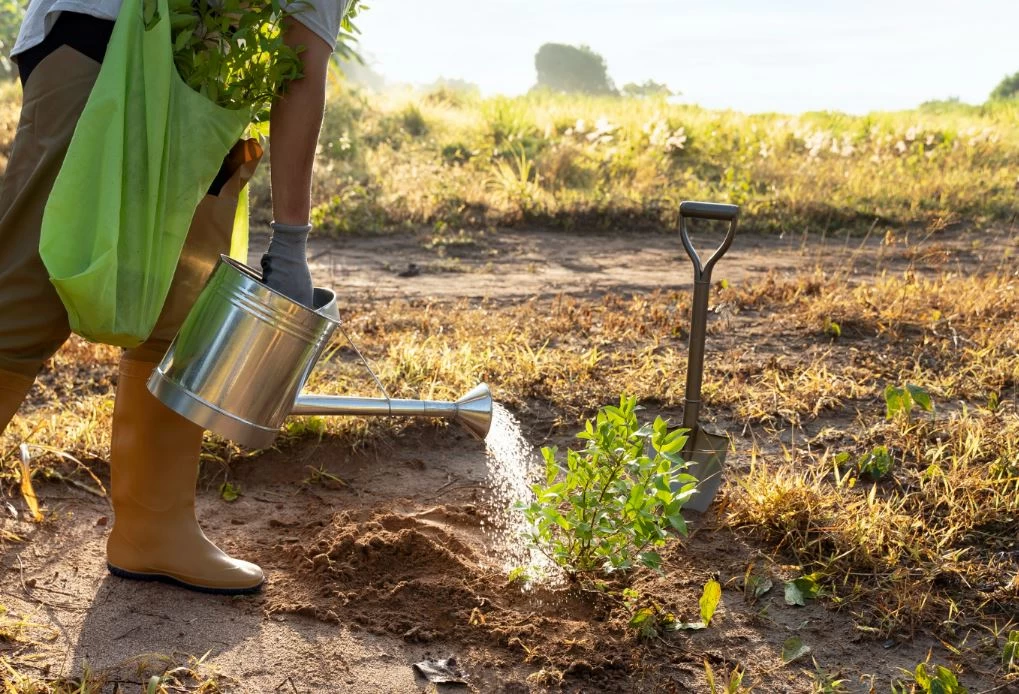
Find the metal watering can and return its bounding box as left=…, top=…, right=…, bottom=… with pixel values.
left=147, top=256, right=492, bottom=448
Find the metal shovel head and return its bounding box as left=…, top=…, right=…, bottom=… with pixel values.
left=682, top=425, right=729, bottom=514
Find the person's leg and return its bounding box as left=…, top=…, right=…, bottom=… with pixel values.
left=105, top=355, right=263, bottom=594
left=0, top=370, right=35, bottom=434
left=0, top=46, right=103, bottom=432
left=106, top=139, right=265, bottom=594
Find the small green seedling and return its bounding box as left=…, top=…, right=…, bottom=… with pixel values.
left=218, top=481, right=240, bottom=502
left=1003, top=630, right=1019, bottom=673
left=857, top=444, right=893, bottom=480
left=896, top=662, right=967, bottom=694
left=704, top=660, right=748, bottom=694
left=518, top=395, right=696, bottom=576
left=700, top=577, right=722, bottom=626
left=784, top=573, right=822, bottom=606
left=809, top=659, right=847, bottom=693
left=884, top=383, right=933, bottom=421
left=670, top=576, right=722, bottom=631
left=782, top=636, right=811, bottom=665
left=622, top=588, right=676, bottom=641
left=824, top=318, right=841, bottom=339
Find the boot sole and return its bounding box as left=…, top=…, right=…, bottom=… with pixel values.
left=107, top=563, right=264, bottom=596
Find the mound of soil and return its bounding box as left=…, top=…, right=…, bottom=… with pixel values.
left=263, top=506, right=635, bottom=688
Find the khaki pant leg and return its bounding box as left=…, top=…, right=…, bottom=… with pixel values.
left=0, top=46, right=101, bottom=378
left=125, top=139, right=263, bottom=364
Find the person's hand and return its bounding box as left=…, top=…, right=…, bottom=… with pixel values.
left=260, top=221, right=314, bottom=308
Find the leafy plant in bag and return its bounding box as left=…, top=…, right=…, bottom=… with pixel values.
left=167, top=0, right=366, bottom=123
left=166, top=0, right=302, bottom=122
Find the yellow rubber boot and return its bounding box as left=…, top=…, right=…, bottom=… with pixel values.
left=106, top=358, right=263, bottom=594
left=0, top=370, right=34, bottom=433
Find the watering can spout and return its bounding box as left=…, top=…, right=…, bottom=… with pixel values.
left=291, top=383, right=494, bottom=441
left=453, top=383, right=494, bottom=440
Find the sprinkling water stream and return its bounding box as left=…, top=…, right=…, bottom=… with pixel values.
left=480, top=403, right=555, bottom=578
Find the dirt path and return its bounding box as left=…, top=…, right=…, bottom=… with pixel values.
left=298, top=223, right=1014, bottom=303
left=2, top=224, right=1015, bottom=692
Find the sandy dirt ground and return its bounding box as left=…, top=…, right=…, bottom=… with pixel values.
left=2, top=223, right=1015, bottom=692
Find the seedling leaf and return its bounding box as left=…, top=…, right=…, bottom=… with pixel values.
left=1003, top=631, right=1019, bottom=672
left=784, top=574, right=821, bottom=606
left=219, top=481, right=240, bottom=502
left=885, top=384, right=908, bottom=419
left=906, top=384, right=933, bottom=412
left=699, top=577, right=722, bottom=626
left=781, top=636, right=811, bottom=664
left=745, top=574, right=773, bottom=601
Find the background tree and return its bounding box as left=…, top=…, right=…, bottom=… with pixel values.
left=622, top=80, right=674, bottom=98
left=990, top=71, right=1019, bottom=101
left=1, top=0, right=25, bottom=79
left=534, top=43, right=616, bottom=95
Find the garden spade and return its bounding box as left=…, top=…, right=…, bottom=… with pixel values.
left=677, top=201, right=739, bottom=513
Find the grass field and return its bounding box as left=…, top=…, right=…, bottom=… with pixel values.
left=289, top=81, right=1019, bottom=237
left=1, top=81, right=1018, bottom=692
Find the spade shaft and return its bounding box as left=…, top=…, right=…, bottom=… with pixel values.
left=678, top=201, right=739, bottom=512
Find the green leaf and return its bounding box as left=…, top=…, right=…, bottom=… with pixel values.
left=666, top=513, right=688, bottom=535
left=906, top=383, right=933, bottom=412
left=639, top=551, right=662, bottom=571
left=219, top=481, right=240, bottom=502
left=913, top=663, right=965, bottom=694
left=699, top=577, right=722, bottom=626
left=781, top=636, right=811, bottom=664
left=507, top=566, right=530, bottom=584
left=784, top=574, right=820, bottom=606
left=745, top=574, right=773, bottom=600
left=1003, top=631, right=1019, bottom=671
left=173, top=26, right=194, bottom=52
left=884, top=384, right=908, bottom=419
left=858, top=444, right=893, bottom=480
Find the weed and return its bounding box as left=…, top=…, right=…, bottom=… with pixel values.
left=622, top=588, right=676, bottom=641
left=704, top=659, right=751, bottom=694
left=218, top=481, right=240, bottom=502
left=893, top=661, right=967, bottom=694
left=1003, top=630, right=1019, bottom=674
left=856, top=444, right=893, bottom=481
left=304, top=464, right=346, bottom=488
left=809, top=660, right=847, bottom=692
left=784, top=573, right=822, bottom=606
left=885, top=383, right=934, bottom=421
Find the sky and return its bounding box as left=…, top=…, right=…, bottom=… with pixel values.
left=355, top=0, right=1019, bottom=114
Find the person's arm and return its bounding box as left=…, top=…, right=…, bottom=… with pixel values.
left=270, top=19, right=333, bottom=225
left=259, top=19, right=333, bottom=307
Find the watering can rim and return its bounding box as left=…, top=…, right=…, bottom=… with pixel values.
left=215, top=254, right=342, bottom=325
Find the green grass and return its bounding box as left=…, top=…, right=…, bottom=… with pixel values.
left=3, top=78, right=1016, bottom=236
left=295, top=84, right=1019, bottom=235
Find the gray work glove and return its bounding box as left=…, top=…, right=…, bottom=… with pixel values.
left=260, top=221, right=314, bottom=308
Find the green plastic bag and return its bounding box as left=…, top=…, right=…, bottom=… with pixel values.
left=39, top=0, right=251, bottom=347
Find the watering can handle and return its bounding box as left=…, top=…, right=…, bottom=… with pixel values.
left=679, top=201, right=739, bottom=434
left=679, top=201, right=739, bottom=281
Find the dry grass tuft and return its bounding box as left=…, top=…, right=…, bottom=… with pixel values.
left=730, top=405, right=1019, bottom=637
